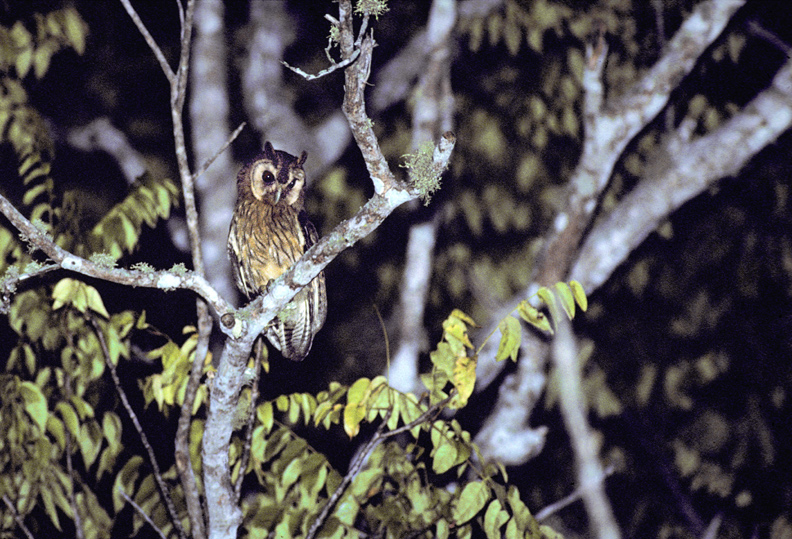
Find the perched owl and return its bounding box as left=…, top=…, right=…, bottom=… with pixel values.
left=228, top=142, right=327, bottom=361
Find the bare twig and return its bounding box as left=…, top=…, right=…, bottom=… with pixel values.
left=1, top=263, right=58, bottom=314
left=192, top=122, right=246, bottom=185
left=282, top=48, right=361, bottom=81
left=3, top=495, right=35, bottom=539
left=305, top=415, right=391, bottom=539
left=118, top=490, right=169, bottom=539
left=62, top=367, right=86, bottom=539
left=89, top=315, right=188, bottom=539
left=701, top=513, right=724, bottom=539
left=119, top=3, right=227, bottom=533
left=118, top=0, right=176, bottom=84
left=175, top=308, right=210, bottom=539
left=552, top=318, right=620, bottom=539
left=306, top=394, right=453, bottom=539
left=747, top=20, right=792, bottom=57
left=535, top=464, right=616, bottom=522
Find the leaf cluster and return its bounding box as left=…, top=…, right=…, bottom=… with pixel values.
left=1, top=278, right=144, bottom=537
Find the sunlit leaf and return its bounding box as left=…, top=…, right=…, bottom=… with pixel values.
left=484, top=499, right=509, bottom=539
left=536, top=286, right=560, bottom=329
left=496, top=316, right=521, bottom=362
left=517, top=300, right=552, bottom=333
left=554, top=281, right=575, bottom=319
left=452, top=481, right=489, bottom=524
left=19, top=380, right=47, bottom=432
left=569, top=280, right=588, bottom=311
left=432, top=441, right=458, bottom=474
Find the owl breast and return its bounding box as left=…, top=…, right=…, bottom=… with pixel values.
left=229, top=196, right=304, bottom=298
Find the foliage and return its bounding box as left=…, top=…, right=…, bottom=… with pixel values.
left=1, top=1, right=791, bottom=538
left=0, top=7, right=183, bottom=537
left=83, top=172, right=180, bottom=260
left=125, top=304, right=586, bottom=539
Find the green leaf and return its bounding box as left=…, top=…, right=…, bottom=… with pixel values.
left=350, top=468, right=382, bottom=499
left=451, top=354, right=476, bottom=408
left=70, top=395, right=95, bottom=419
left=496, top=316, right=521, bottom=362
left=103, top=412, right=122, bottom=453
left=276, top=394, right=289, bottom=412
left=335, top=493, right=361, bottom=526
left=40, top=484, right=62, bottom=530
left=343, top=401, right=366, bottom=438
left=258, top=401, right=274, bottom=433
left=63, top=7, right=86, bottom=54
left=15, top=47, right=32, bottom=78
left=19, top=380, right=48, bottom=432
left=437, top=518, right=450, bottom=539
left=507, top=486, right=538, bottom=535
left=33, top=46, right=53, bottom=79
left=56, top=401, right=79, bottom=437
left=347, top=378, right=370, bottom=405
left=113, top=457, right=143, bottom=513
left=432, top=441, right=458, bottom=474
left=517, top=300, right=552, bottom=333
left=554, top=282, right=575, bottom=319
left=443, top=314, right=474, bottom=350
left=288, top=393, right=301, bottom=424
left=484, top=499, right=510, bottom=539
left=47, top=415, right=66, bottom=450
left=452, top=481, right=489, bottom=524
left=536, top=286, right=560, bottom=329
left=570, top=280, right=588, bottom=311
left=52, top=278, right=110, bottom=318
left=281, top=456, right=302, bottom=489
left=79, top=421, right=103, bottom=468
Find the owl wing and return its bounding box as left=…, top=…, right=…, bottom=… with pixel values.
left=300, top=211, right=328, bottom=336
left=265, top=211, right=327, bottom=361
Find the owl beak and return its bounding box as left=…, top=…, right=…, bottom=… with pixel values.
left=274, top=184, right=282, bottom=205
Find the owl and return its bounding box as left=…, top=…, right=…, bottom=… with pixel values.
left=227, top=142, right=327, bottom=361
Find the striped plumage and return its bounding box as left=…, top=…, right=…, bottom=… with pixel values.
left=227, top=142, right=327, bottom=361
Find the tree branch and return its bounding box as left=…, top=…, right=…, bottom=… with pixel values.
left=201, top=2, right=456, bottom=536
left=118, top=0, right=176, bottom=84
left=89, top=315, right=188, bottom=539
left=241, top=0, right=349, bottom=175
left=119, top=4, right=214, bottom=536
left=3, top=494, right=34, bottom=539
left=571, top=55, right=792, bottom=292
left=474, top=0, right=747, bottom=465
left=306, top=394, right=454, bottom=539
left=118, top=490, right=168, bottom=539
left=552, top=318, right=620, bottom=539
left=389, top=220, right=437, bottom=393
left=0, top=193, right=232, bottom=317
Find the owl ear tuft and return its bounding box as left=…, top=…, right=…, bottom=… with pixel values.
left=298, top=151, right=308, bottom=166
left=263, top=141, right=277, bottom=161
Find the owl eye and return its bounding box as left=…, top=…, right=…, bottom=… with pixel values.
left=262, top=170, right=276, bottom=184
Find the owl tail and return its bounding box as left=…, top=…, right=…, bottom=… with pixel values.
left=266, top=287, right=316, bottom=361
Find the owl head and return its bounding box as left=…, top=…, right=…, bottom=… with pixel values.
left=238, top=142, right=308, bottom=207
